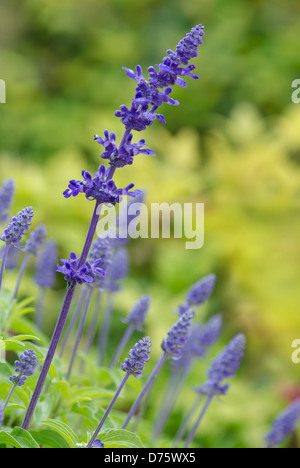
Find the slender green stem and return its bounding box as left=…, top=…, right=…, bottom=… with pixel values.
left=87, top=373, right=130, bottom=448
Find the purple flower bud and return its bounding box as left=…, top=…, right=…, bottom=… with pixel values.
left=94, top=130, right=155, bottom=168
left=120, top=336, right=151, bottom=377
left=34, top=241, right=58, bottom=289
left=9, top=349, right=38, bottom=387
left=116, top=25, right=204, bottom=135
left=125, top=295, right=151, bottom=331
left=161, top=309, right=194, bottom=359
left=265, top=399, right=300, bottom=448
left=0, top=207, right=34, bottom=248
left=173, top=314, right=223, bottom=368
left=57, top=252, right=105, bottom=288
left=0, top=179, right=15, bottom=223
left=186, top=274, right=216, bottom=306
left=105, top=248, right=129, bottom=292
left=197, top=334, right=246, bottom=396
left=88, top=237, right=112, bottom=289
left=91, top=439, right=104, bottom=448
left=24, top=224, right=47, bottom=255
left=63, top=164, right=141, bottom=204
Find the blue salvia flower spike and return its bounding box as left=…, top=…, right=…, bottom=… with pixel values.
left=186, top=274, right=217, bottom=307
left=184, top=334, right=246, bottom=447
left=122, top=309, right=194, bottom=430
left=87, top=337, right=151, bottom=448
left=154, top=314, right=223, bottom=439
left=22, top=23, right=205, bottom=430
left=0, top=178, right=15, bottom=223
left=0, top=207, right=34, bottom=293
left=13, top=224, right=47, bottom=299
left=3, top=350, right=38, bottom=417
left=109, top=295, right=151, bottom=369
left=0, top=207, right=34, bottom=248
left=265, top=398, right=300, bottom=448
left=161, top=309, right=195, bottom=360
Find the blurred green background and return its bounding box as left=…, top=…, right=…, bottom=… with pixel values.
left=1, top=0, right=300, bottom=448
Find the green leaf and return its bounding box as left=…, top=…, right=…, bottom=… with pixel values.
left=0, top=430, right=23, bottom=448
left=6, top=334, right=40, bottom=342
left=30, top=429, right=70, bottom=449
left=0, top=428, right=40, bottom=448
left=100, top=429, right=144, bottom=448
left=3, top=334, right=40, bottom=352
left=68, top=386, right=115, bottom=405
left=0, top=289, right=14, bottom=332
left=41, top=419, right=78, bottom=447
left=10, top=427, right=40, bottom=448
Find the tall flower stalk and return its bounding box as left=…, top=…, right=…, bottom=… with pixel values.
left=13, top=224, right=47, bottom=299
left=122, top=309, right=194, bottom=430
left=109, top=294, right=150, bottom=369
left=21, top=23, right=205, bottom=430
left=153, top=313, right=223, bottom=438
left=183, top=334, right=246, bottom=447
left=3, top=350, right=38, bottom=420
left=265, top=398, right=300, bottom=448
left=0, top=178, right=15, bottom=224
left=87, top=336, right=151, bottom=448
left=0, top=207, right=34, bottom=293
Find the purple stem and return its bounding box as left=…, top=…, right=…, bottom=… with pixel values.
left=153, top=363, right=192, bottom=439
left=0, top=243, right=10, bottom=293
left=66, top=287, right=93, bottom=380
left=122, top=352, right=168, bottom=430
left=13, top=252, right=31, bottom=299
left=108, top=323, right=135, bottom=369
left=173, top=393, right=203, bottom=447
left=98, top=292, right=115, bottom=366
left=183, top=394, right=214, bottom=448
left=22, top=286, right=76, bottom=429
left=22, top=201, right=101, bottom=430
left=59, top=287, right=88, bottom=358
left=84, top=288, right=103, bottom=353
left=87, top=373, right=130, bottom=448
left=78, top=201, right=101, bottom=268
